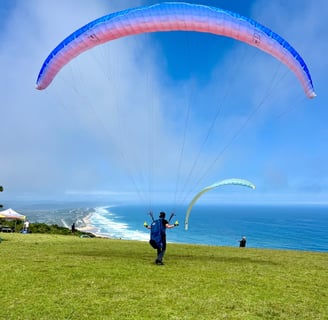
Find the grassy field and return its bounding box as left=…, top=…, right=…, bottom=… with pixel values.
left=0, top=233, right=327, bottom=320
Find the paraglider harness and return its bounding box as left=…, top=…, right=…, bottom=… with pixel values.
left=148, top=212, right=174, bottom=250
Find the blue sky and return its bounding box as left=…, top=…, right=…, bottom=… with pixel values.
left=0, top=0, right=327, bottom=206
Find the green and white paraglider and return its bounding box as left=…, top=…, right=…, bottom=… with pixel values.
left=184, top=178, right=256, bottom=230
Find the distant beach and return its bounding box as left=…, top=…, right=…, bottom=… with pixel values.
left=75, top=213, right=100, bottom=235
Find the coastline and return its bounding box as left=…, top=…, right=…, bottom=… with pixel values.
left=75, top=207, right=150, bottom=241
left=76, top=212, right=115, bottom=239
left=76, top=212, right=101, bottom=236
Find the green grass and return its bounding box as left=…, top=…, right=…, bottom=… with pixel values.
left=0, top=233, right=327, bottom=319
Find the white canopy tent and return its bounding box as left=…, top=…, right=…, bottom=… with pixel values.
left=0, top=208, right=26, bottom=220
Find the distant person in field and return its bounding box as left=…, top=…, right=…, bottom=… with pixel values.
left=23, top=220, right=30, bottom=232
left=71, top=222, right=76, bottom=234
left=239, top=236, right=247, bottom=247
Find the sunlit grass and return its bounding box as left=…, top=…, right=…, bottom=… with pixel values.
left=0, top=233, right=327, bottom=319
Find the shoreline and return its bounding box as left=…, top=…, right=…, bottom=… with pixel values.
left=76, top=212, right=101, bottom=236
left=76, top=212, right=114, bottom=239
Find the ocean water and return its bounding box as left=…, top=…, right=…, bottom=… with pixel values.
left=9, top=202, right=328, bottom=252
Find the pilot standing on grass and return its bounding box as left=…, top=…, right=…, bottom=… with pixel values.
left=144, top=212, right=178, bottom=265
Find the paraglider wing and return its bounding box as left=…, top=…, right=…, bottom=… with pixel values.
left=36, top=2, right=315, bottom=98
left=184, top=178, right=256, bottom=230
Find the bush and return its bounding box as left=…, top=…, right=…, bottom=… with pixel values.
left=0, top=219, right=94, bottom=238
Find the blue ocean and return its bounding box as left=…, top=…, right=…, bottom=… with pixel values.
left=9, top=202, right=328, bottom=252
